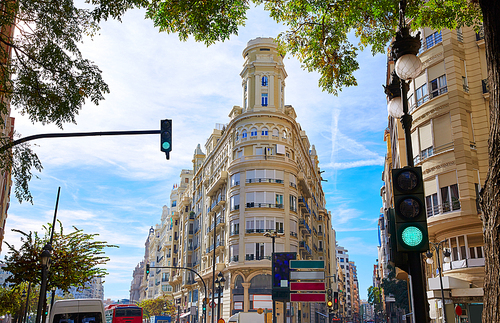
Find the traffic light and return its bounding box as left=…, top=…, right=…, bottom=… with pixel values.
left=392, top=167, right=429, bottom=252
left=326, top=288, right=333, bottom=308
left=272, top=252, right=296, bottom=301
left=333, top=291, right=339, bottom=310
left=202, top=298, right=207, bottom=312
left=160, top=119, right=172, bottom=159
left=145, top=264, right=150, bottom=275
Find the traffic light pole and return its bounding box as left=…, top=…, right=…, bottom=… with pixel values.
left=148, top=265, right=207, bottom=323
left=399, top=52, right=429, bottom=322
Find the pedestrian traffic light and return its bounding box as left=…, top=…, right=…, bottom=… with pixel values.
left=392, top=167, right=429, bottom=252
left=145, top=264, right=150, bottom=275
left=333, top=291, right=339, bottom=310
left=160, top=119, right=172, bottom=159
left=326, top=288, right=333, bottom=308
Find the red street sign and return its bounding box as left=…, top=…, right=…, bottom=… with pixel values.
left=290, top=282, right=325, bottom=291
left=455, top=305, right=463, bottom=316
left=290, top=293, right=326, bottom=302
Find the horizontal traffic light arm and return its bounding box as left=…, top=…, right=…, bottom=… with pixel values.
left=0, top=129, right=161, bottom=153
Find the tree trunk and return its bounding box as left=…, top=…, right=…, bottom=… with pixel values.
left=478, top=0, right=500, bottom=321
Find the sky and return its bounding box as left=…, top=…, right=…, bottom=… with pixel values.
left=3, top=4, right=389, bottom=301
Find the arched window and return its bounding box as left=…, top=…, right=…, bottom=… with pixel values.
left=283, top=130, right=287, bottom=139
left=242, top=130, right=248, bottom=138
left=262, top=76, right=268, bottom=86
left=250, top=128, right=257, bottom=137
left=272, top=128, right=279, bottom=137
left=262, top=127, right=268, bottom=136
left=236, top=132, right=239, bottom=141
left=250, top=274, right=272, bottom=289
left=234, top=275, right=244, bottom=289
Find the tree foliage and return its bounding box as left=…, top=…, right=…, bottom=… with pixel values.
left=381, top=266, right=409, bottom=312
left=136, top=294, right=175, bottom=319
left=1, top=221, right=117, bottom=292
left=367, top=286, right=384, bottom=316
left=0, top=283, right=38, bottom=318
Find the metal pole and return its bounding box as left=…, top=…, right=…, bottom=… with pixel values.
left=271, top=235, right=276, bottom=323
left=217, top=284, right=221, bottom=320
left=433, top=242, right=448, bottom=323
left=212, top=211, right=216, bottom=323
left=24, top=283, right=31, bottom=323
left=35, top=262, right=48, bottom=323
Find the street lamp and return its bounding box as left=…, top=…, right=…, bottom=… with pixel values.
left=263, top=231, right=284, bottom=323
left=215, top=272, right=225, bottom=321
left=23, top=283, right=31, bottom=323
left=35, top=243, right=52, bottom=323
left=426, top=240, right=451, bottom=323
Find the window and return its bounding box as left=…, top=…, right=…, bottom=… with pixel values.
left=230, top=194, right=240, bottom=211
left=262, top=76, right=268, bottom=86
left=236, top=132, right=239, bottom=141
left=242, top=130, right=247, bottom=138
left=290, top=195, right=297, bottom=212
left=441, top=184, right=460, bottom=212
left=262, top=128, right=268, bottom=136
left=426, top=193, right=439, bottom=217
left=416, top=84, right=428, bottom=106
left=275, top=221, right=284, bottom=233
left=425, top=31, right=442, bottom=50
left=429, top=75, right=447, bottom=99
left=251, top=128, right=257, bottom=137
left=272, top=128, right=279, bottom=137
left=231, top=173, right=240, bottom=187
left=171, top=200, right=177, bottom=207
left=230, top=244, right=239, bottom=262
left=256, top=147, right=263, bottom=155
left=276, top=194, right=284, bottom=207
left=262, top=93, right=268, bottom=106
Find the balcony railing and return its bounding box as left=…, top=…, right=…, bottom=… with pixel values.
left=299, top=219, right=312, bottom=235
left=230, top=255, right=239, bottom=262
left=482, top=78, right=489, bottom=94
left=299, top=241, right=312, bottom=254
left=230, top=229, right=239, bottom=236
left=246, top=228, right=284, bottom=234
left=290, top=182, right=297, bottom=189
left=290, top=231, right=298, bottom=238
left=245, top=254, right=271, bottom=261
left=414, top=142, right=453, bottom=164
left=427, top=199, right=461, bottom=217
left=246, top=202, right=284, bottom=209
left=246, top=178, right=284, bottom=184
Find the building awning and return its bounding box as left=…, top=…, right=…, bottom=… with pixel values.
left=179, top=312, right=191, bottom=318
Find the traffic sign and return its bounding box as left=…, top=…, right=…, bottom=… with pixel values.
left=290, top=260, right=324, bottom=269
left=209, top=301, right=215, bottom=308
left=290, top=293, right=326, bottom=302
left=218, top=319, right=225, bottom=323
left=290, top=282, right=325, bottom=291
left=257, top=308, right=264, bottom=314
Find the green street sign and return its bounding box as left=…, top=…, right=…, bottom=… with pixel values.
left=290, top=260, right=325, bottom=269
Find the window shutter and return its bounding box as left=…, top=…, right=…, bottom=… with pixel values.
left=419, top=123, right=433, bottom=149
left=439, top=171, right=457, bottom=188
left=428, top=62, right=445, bottom=82
left=411, top=130, right=420, bottom=157
left=424, top=178, right=437, bottom=195
left=433, top=113, right=452, bottom=148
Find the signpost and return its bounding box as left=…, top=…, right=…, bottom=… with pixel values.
left=288, top=260, right=326, bottom=303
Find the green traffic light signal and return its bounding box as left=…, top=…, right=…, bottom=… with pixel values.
left=145, top=264, right=150, bottom=275
left=392, top=167, right=429, bottom=252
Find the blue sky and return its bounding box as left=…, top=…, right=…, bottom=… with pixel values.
left=4, top=5, right=388, bottom=300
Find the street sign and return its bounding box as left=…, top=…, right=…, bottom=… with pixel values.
left=290, top=293, right=326, bottom=302
left=290, top=260, right=325, bottom=269
left=290, top=271, right=325, bottom=280
left=290, top=282, right=325, bottom=291
left=257, top=308, right=264, bottom=314
left=218, top=319, right=225, bottom=323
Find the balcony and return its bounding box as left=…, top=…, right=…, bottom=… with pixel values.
left=299, top=219, right=312, bottom=235
left=414, top=142, right=453, bottom=165
left=245, top=254, right=271, bottom=261
left=290, top=182, right=297, bottom=189
left=290, top=231, right=298, bottom=238
left=230, top=255, right=239, bottom=262
left=206, top=171, right=228, bottom=196
left=299, top=241, right=312, bottom=254
left=298, top=197, right=311, bottom=216
left=230, top=229, right=239, bottom=236
left=246, top=202, right=284, bottom=209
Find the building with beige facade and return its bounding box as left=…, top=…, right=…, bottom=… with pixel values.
left=380, top=25, right=488, bottom=323
left=134, top=38, right=336, bottom=323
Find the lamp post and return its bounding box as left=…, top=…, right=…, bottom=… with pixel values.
left=35, top=243, right=52, bottom=323
left=264, top=231, right=284, bottom=323
left=426, top=240, right=451, bottom=323
left=384, top=0, right=428, bottom=322
left=23, top=283, right=31, bottom=323
left=215, top=272, right=225, bottom=321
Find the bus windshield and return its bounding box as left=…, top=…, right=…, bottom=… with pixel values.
left=115, top=309, right=142, bottom=317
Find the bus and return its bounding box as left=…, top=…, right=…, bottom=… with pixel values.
left=104, top=304, right=142, bottom=323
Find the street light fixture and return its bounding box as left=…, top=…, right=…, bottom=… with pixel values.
left=215, top=272, right=225, bottom=321
left=263, top=231, right=284, bottom=323
left=426, top=240, right=451, bottom=323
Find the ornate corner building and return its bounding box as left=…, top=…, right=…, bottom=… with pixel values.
left=380, top=25, right=488, bottom=322
left=134, top=38, right=337, bottom=323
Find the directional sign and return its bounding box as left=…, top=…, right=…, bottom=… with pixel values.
left=290, top=260, right=325, bottom=269
left=290, top=271, right=325, bottom=280
left=290, top=293, right=326, bottom=302
left=290, top=282, right=325, bottom=291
